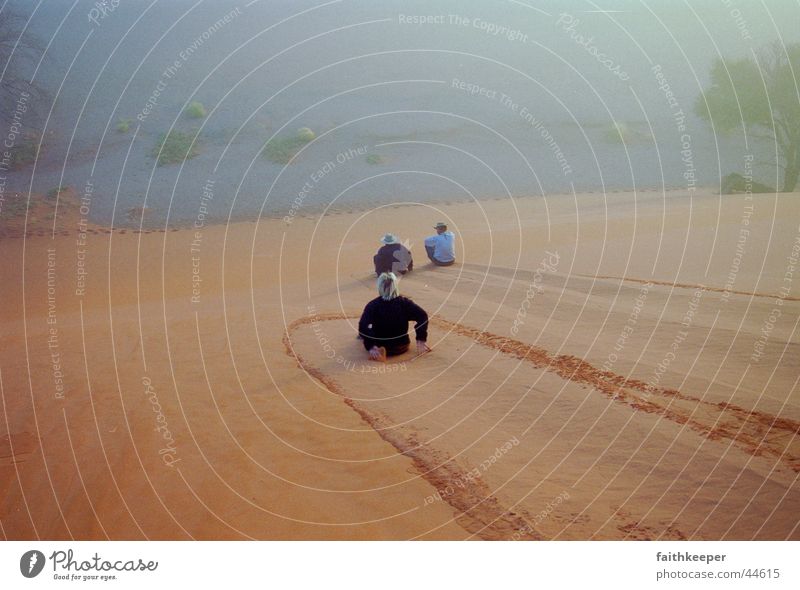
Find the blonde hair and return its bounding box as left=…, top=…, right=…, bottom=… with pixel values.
left=377, top=272, right=399, bottom=301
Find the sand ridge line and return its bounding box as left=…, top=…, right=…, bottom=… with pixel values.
left=282, top=313, right=544, bottom=540
left=576, top=273, right=800, bottom=302
left=0, top=228, right=179, bottom=239
left=430, top=317, right=800, bottom=472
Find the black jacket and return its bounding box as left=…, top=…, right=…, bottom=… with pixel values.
left=374, top=243, right=413, bottom=275
left=358, top=296, right=428, bottom=351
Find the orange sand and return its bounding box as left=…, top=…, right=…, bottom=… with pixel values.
left=1, top=188, right=798, bottom=539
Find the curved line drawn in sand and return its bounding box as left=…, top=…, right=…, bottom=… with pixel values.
left=283, top=313, right=543, bottom=541
left=432, top=316, right=800, bottom=473
left=284, top=312, right=800, bottom=538
left=577, top=273, right=800, bottom=302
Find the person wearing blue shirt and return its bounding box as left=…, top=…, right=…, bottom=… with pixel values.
left=424, top=222, right=455, bottom=266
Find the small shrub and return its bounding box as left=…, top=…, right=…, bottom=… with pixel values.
left=116, top=118, right=132, bottom=133
left=263, top=128, right=315, bottom=164
left=365, top=154, right=384, bottom=165
left=9, top=137, right=39, bottom=168
left=185, top=101, right=207, bottom=119
left=296, top=127, right=315, bottom=141
left=152, top=129, right=200, bottom=166
left=47, top=186, right=68, bottom=199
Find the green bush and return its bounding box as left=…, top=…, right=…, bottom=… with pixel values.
left=9, top=138, right=39, bottom=168
left=116, top=118, right=132, bottom=133
left=262, top=128, right=315, bottom=164
left=152, top=130, right=200, bottom=166
left=296, top=127, right=315, bottom=141
left=185, top=101, right=207, bottom=119
left=47, top=186, right=68, bottom=199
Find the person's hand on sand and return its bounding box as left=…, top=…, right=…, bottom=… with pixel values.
left=416, top=340, right=431, bottom=354
left=368, top=346, right=387, bottom=362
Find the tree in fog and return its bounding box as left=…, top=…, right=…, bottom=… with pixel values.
left=695, top=42, right=800, bottom=192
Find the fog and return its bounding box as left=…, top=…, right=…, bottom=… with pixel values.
left=4, top=0, right=799, bottom=226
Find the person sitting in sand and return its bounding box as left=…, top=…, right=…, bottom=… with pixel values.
left=359, top=272, right=431, bottom=361
left=373, top=233, right=413, bottom=276
left=424, top=222, right=455, bottom=266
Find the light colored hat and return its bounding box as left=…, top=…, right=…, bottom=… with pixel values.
left=380, top=233, right=398, bottom=244
left=433, top=222, right=447, bottom=229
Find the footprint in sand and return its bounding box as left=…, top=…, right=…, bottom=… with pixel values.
left=554, top=512, right=589, bottom=525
